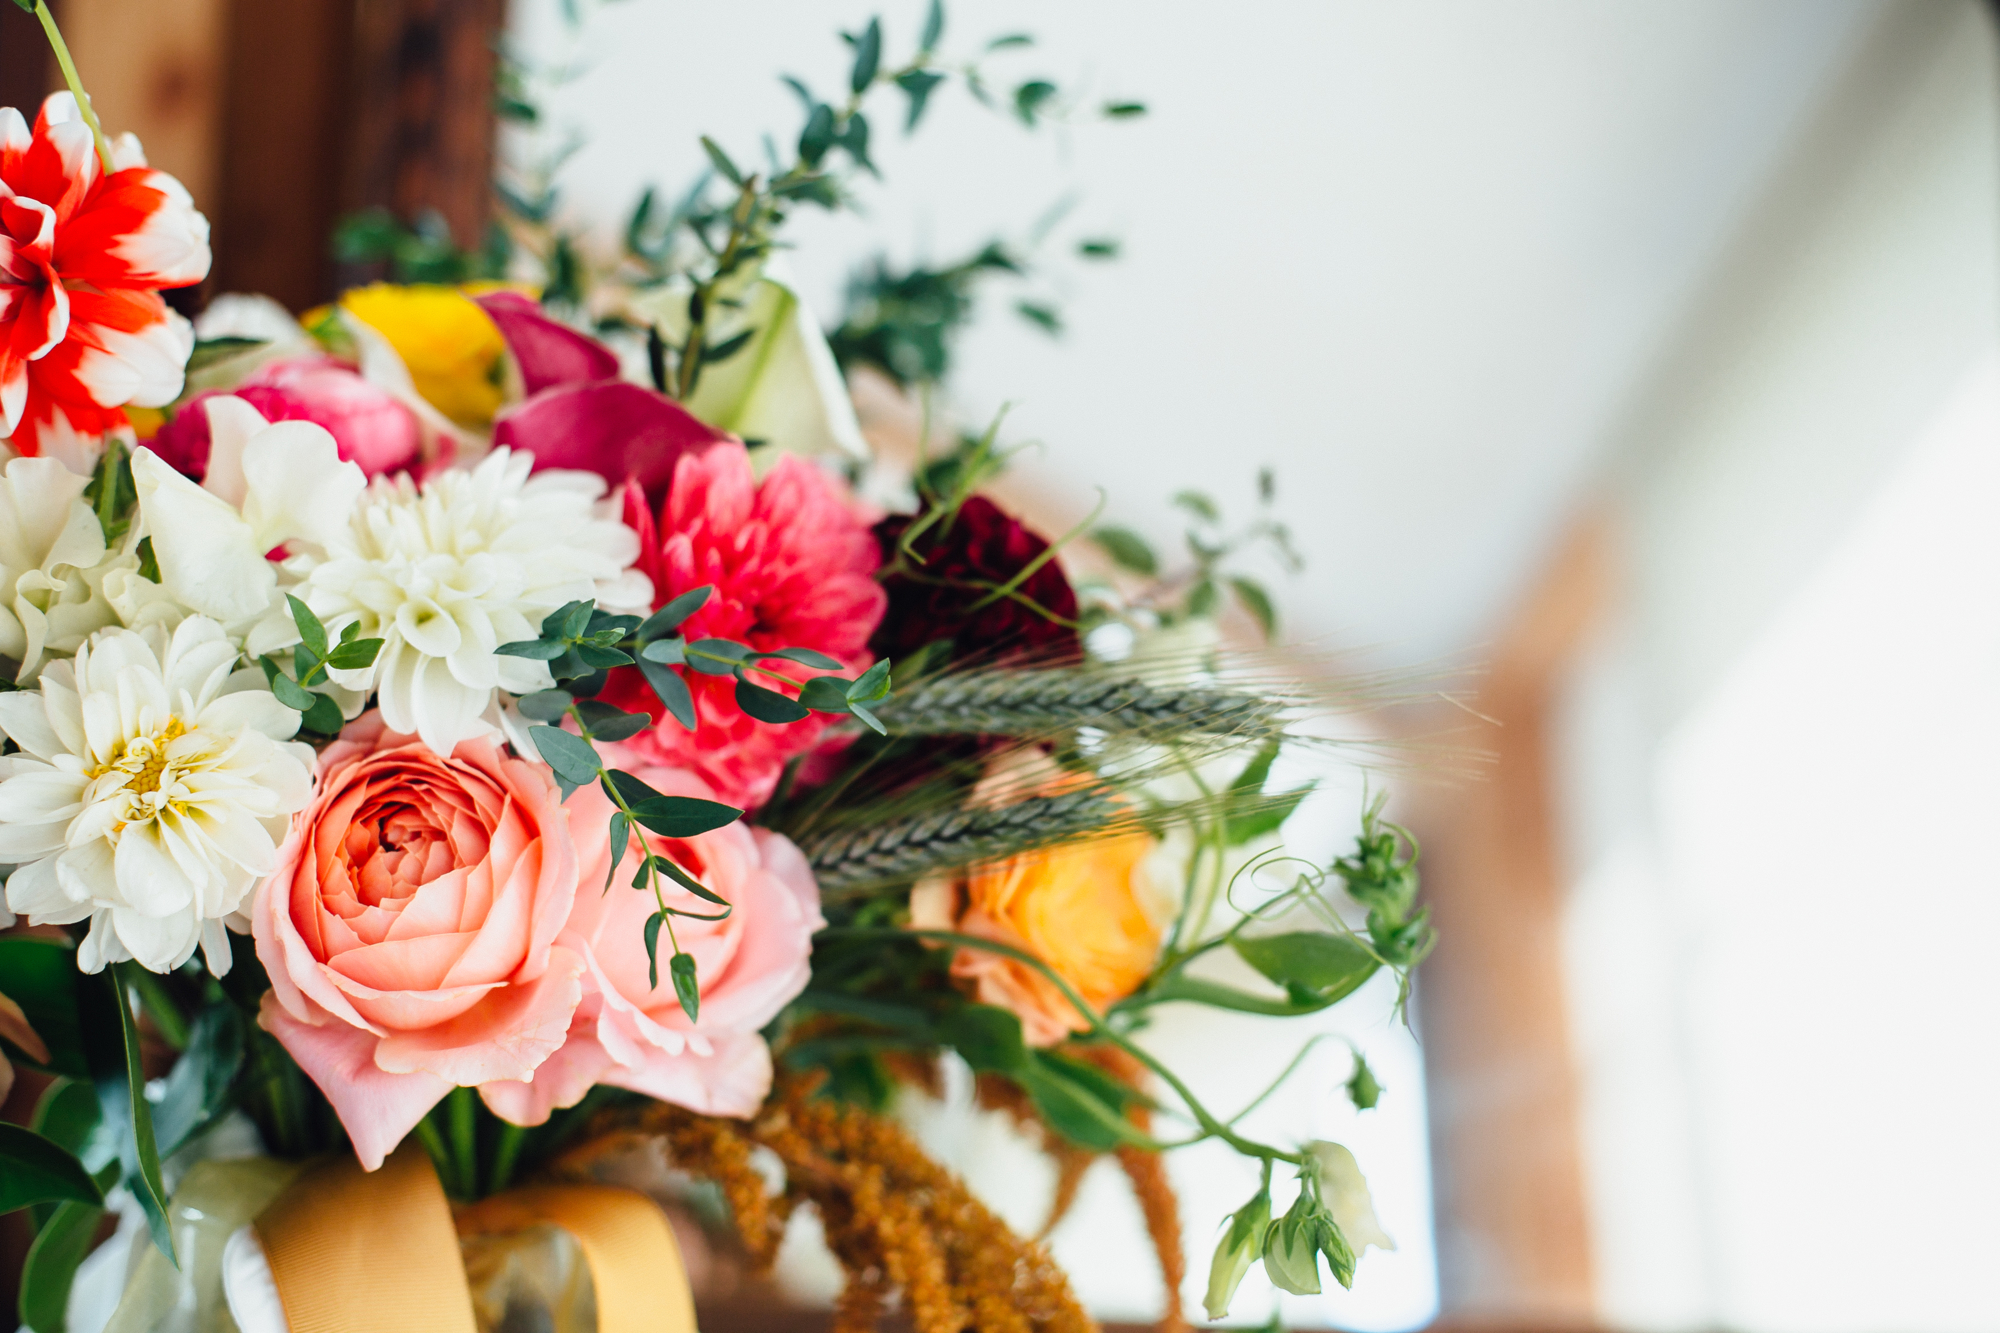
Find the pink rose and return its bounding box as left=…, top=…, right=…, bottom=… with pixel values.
left=151, top=356, right=422, bottom=481
left=482, top=766, right=824, bottom=1125
left=253, top=712, right=585, bottom=1170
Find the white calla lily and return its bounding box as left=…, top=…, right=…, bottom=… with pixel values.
left=636, top=256, right=866, bottom=466
left=0, top=457, right=119, bottom=682
left=130, top=397, right=365, bottom=625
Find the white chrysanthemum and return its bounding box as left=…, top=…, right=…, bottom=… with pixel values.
left=293, top=448, right=650, bottom=757
left=0, top=457, right=120, bottom=683
left=0, top=617, right=314, bottom=975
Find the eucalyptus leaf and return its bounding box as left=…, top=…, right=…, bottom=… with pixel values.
left=644, top=914, right=664, bottom=990
left=1092, top=525, right=1158, bottom=575
left=920, top=0, right=944, bottom=50
left=847, top=658, right=892, bottom=703
left=670, top=951, right=701, bottom=1022
left=797, top=675, right=852, bottom=713
left=530, top=725, right=601, bottom=785
left=268, top=670, right=315, bottom=712
left=606, top=813, right=630, bottom=892
left=896, top=68, right=945, bottom=131
left=285, top=595, right=328, bottom=657
left=735, top=678, right=811, bottom=724
left=298, top=693, right=345, bottom=736
left=1230, top=575, right=1278, bottom=638
left=699, top=135, right=744, bottom=186
left=638, top=586, right=713, bottom=638
left=517, top=689, right=573, bottom=722
left=849, top=16, right=882, bottom=93
left=683, top=638, right=751, bottom=676
left=638, top=660, right=697, bottom=731
left=649, top=856, right=731, bottom=907
left=496, top=638, right=565, bottom=660
left=764, top=646, right=844, bottom=669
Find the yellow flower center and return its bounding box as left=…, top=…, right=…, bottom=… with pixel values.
left=92, top=718, right=188, bottom=796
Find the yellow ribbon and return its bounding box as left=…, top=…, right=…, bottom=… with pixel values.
left=254, top=1146, right=695, bottom=1333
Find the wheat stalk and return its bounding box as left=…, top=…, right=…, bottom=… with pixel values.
left=871, top=668, right=1286, bottom=741
left=802, top=788, right=1127, bottom=894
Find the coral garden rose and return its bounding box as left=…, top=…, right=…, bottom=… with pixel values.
left=872, top=496, right=1080, bottom=663
left=253, top=712, right=585, bottom=1169
left=482, top=766, right=823, bottom=1124
left=909, top=753, right=1168, bottom=1046
left=605, top=441, right=885, bottom=809
left=149, top=357, right=422, bottom=481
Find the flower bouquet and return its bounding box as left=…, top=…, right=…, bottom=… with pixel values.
left=0, top=4, right=1434, bottom=1331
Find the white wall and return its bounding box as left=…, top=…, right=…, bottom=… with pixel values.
left=1555, top=4, right=2000, bottom=1329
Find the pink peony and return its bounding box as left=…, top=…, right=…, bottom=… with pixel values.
left=150, top=357, right=422, bottom=481
left=602, top=442, right=886, bottom=809
left=252, top=712, right=586, bottom=1170
left=481, top=766, right=823, bottom=1124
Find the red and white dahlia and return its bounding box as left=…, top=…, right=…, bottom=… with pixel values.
left=1, top=93, right=209, bottom=466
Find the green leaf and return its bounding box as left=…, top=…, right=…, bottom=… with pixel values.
left=1205, top=1188, right=1271, bottom=1320
left=150, top=1003, right=244, bottom=1159
left=1077, top=237, right=1121, bottom=260
left=920, top=0, right=944, bottom=50
left=1103, top=100, right=1147, bottom=118
left=839, top=111, right=874, bottom=173
left=848, top=701, right=886, bottom=736
left=549, top=600, right=595, bottom=640
left=701, top=328, right=755, bottom=365
left=134, top=535, right=160, bottom=583
left=683, top=638, right=751, bottom=677
left=29, top=1080, right=100, bottom=1162
left=938, top=1005, right=1029, bottom=1074
left=267, top=668, right=315, bottom=712
left=323, top=638, right=385, bottom=671
left=582, top=710, right=650, bottom=743
left=1172, top=489, right=1221, bottom=523
left=0, top=938, right=85, bottom=1077
left=735, top=677, right=811, bottom=724
left=896, top=68, right=946, bottom=131
left=1232, top=932, right=1379, bottom=1003
left=699, top=135, right=744, bottom=186
left=1230, top=575, right=1278, bottom=639
left=285, top=595, right=328, bottom=657
left=1018, top=1057, right=1145, bottom=1151
left=649, top=856, right=731, bottom=907
left=1014, top=300, right=1061, bottom=334
left=111, top=967, right=174, bottom=1266
left=1092, top=525, right=1158, bottom=575
left=529, top=725, right=601, bottom=785
left=575, top=643, right=634, bottom=670
left=299, top=692, right=345, bottom=735
left=604, top=812, right=631, bottom=892
left=0, top=1125, right=103, bottom=1213
left=798, top=103, right=836, bottom=166
left=185, top=335, right=268, bottom=372
left=1186, top=579, right=1219, bottom=618
left=847, top=658, right=892, bottom=703
left=639, top=586, right=712, bottom=638
left=644, top=914, right=665, bottom=990
left=670, top=951, right=700, bottom=1022
left=1013, top=79, right=1058, bottom=126
left=496, top=638, right=565, bottom=660
left=627, top=796, right=743, bottom=839
left=797, top=675, right=852, bottom=713
left=849, top=17, right=882, bottom=93
left=1224, top=784, right=1314, bottom=845
left=517, top=689, right=573, bottom=722
left=986, top=32, right=1032, bottom=50
left=764, top=646, right=844, bottom=669
left=638, top=660, right=696, bottom=731
left=18, top=1197, right=104, bottom=1333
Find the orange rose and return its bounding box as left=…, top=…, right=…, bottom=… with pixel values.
left=910, top=753, right=1169, bottom=1046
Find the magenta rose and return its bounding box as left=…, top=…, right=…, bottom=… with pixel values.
left=252, top=713, right=586, bottom=1170
left=150, top=356, right=422, bottom=481
left=481, top=766, right=824, bottom=1125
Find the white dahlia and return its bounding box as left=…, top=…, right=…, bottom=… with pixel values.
left=293, top=447, right=651, bottom=756
left=0, top=617, right=314, bottom=974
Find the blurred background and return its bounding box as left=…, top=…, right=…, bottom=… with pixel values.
left=5, top=1, right=1996, bottom=1330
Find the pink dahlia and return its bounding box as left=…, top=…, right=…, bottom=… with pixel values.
left=603, top=442, right=885, bottom=809
left=1, top=94, right=209, bottom=461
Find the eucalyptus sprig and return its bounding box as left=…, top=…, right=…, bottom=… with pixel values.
left=258, top=596, right=385, bottom=736
left=497, top=590, right=893, bottom=1019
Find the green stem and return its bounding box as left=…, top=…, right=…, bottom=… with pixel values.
left=817, top=926, right=1304, bottom=1167
left=32, top=1, right=114, bottom=174
left=412, top=1117, right=456, bottom=1196
left=486, top=1121, right=527, bottom=1197
left=124, top=968, right=188, bottom=1051
left=447, top=1086, right=478, bottom=1198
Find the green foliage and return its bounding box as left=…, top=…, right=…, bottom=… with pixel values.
left=828, top=241, right=1023, bottom=387
left=331, top=207, right=506, bottom=284
left=1346, top=1051, right=1383, bottom=1110
left=1333, top=793, right=1433, bottom=972
left=0, top=1125, right=102, bottom=1214
left=1092, top=472, right=1302, bottom=641
left=1205, top=1178, right=1273, bottom=1320
left=1091, top=525, right=1158, bottom=575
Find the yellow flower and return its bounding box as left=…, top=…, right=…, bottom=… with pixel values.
left=911, top=753, right=1167, bottom=1046
left=336, top=283, right=511, bottom=428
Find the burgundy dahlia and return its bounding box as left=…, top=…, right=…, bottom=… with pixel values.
left=872, top=496, right=1080, bottom=662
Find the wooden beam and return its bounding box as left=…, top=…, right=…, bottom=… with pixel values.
left=60, top=0, right=228, bottom=213
left=1408, top=512, right=1608, bottom=1324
